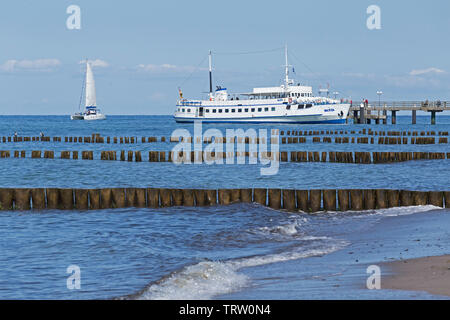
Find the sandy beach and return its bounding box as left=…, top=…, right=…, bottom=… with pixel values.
left=382, top=255, right=450, bottom=297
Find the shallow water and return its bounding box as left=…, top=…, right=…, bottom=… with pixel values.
left=0, top=115, right=449, bottom=299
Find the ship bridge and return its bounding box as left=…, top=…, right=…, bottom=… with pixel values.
left=241, top=85, right=313, bottom=100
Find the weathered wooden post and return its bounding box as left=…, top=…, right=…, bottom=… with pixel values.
left=182, top=189, right=195, bottom=206
left=59, top=189, right=74, bottom=210
left=218, top=189, right=232, bottom=205
left=323, top=189, right=336, bottom=211
left=363, top=189, right=376, bottom=209
left=74, top=189, right=89, bottom=210
left=253, top=188, right=267, bottom=206
left=14, top=188, right=31, bottom=210
left=268, top=189, right=281, bottom=209
left=126, top=188, right=137, bottom=207
left=282, top=189, right=296, bottom=211
left=296, top=190, right=309, bottom=211
left=399, top=190, right=413, bottom=206
left=309, top=190, right=321, bottom=212
left=205, top=190, right=217, bottom=206
left=350, top=190, right=363, bottom=210
left=46, top=188, right=60, bottom=209
left=0, top=188, right=14, bottom=210
left=135, top=188, right=146, bottom=207
left=194, top=189, right=206, bottom=206
left=147, top=188, right=159, bottom=208
left=428, top=191, right=443, bottom=207
left=111, top=188, right=126, bottom=208
left=88, top=189, right=101, bottom=209
left=159, top=189, right=172, bottom=207
left=240, top=189, right=252, bottom=203
left=338, top=189, right=350, bottom=211
left=31, top=188, right=46, bottom=210
left=171, top=189, right=183, bottom=206
left=100, top=188, right=113, bottom=209
left=387, top=189, right=400, bottom=208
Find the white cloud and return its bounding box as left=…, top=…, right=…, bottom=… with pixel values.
left=341, top=72, right=376, bottom=79
left=384, top=74, right=442, bottom=88
left=79, top=59, right=109, bottom=68
left=136, top=63, right=205, bottom=73
left=409, top=67, right=445, bottom=76
left=0, top=59, right=61, bottom=72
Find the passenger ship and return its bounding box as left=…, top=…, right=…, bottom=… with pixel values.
left=174, top=47, right=350, bottom=124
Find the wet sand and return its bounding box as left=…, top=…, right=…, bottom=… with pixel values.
left=220, top=208, right=450, bottom=299
left=382, top=255, right=450, bottom=297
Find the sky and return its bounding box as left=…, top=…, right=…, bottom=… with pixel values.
left=0, top=0, right=449, bottom=115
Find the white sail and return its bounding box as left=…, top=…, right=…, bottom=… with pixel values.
left=85, top=62, right=96, bottom=107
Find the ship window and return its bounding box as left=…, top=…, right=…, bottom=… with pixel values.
left=182, top=108, right=185, bottom=112
left=264, top=107, right=268, bottom=111
left=251, top=108, right=255, bottom=112
left=225, top=109, right=229, bottom=113
left=218, top=109, right=223, bottom=113
left=244, top=108, right=249, bottom=112
left=187, top=109, right=191, bottom=112
left=306, top=104, right=312, bottom=108
left=271, top=107, right=275, bottom=111
left=212, top=109, right=217, bottom=113
left=286, top=105, right=291, bottom=110
left=231, top=109, right=235, bottom=113
left=238, top=109, right=242, bottom=112
left=298, top=104, right=304, bottom=109
left=258, top=108, right=262, bottom=112
left=206, top=109, right=210, bottom=113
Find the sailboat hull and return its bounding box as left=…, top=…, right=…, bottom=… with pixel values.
left=71, top=114, right=85, bottom=120
left=84, top=114, right=106, bottom=121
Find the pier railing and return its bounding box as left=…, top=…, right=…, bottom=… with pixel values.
left=349, top=101, right=450, bottom=124
left=352, top=101, right=450, bottom=111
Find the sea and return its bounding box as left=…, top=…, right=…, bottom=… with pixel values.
left=0, top=115, right=449, bottom=300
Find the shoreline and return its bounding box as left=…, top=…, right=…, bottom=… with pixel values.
left=382, top=255, right=450, bottom=297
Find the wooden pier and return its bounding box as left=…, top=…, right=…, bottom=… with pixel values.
left=349, top=101, right=450, bottom=124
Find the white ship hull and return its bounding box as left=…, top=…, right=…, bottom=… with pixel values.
left=174, top=102, right=349, bottom=124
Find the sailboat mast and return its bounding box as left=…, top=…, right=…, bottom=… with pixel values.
left=208, top=50, right=213, bottom=99
left=77, top=59, right=87, bottom=112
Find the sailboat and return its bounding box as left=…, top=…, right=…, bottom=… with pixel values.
left=71, top=61, right=106, bottom=120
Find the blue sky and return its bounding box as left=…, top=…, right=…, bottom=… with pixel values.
left=0, top=0, right=449, bottom=115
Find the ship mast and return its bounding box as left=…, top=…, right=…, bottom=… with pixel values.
left=284, top=44, right=291, bottom=87
left=209, top=50, right=213, bottom=100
